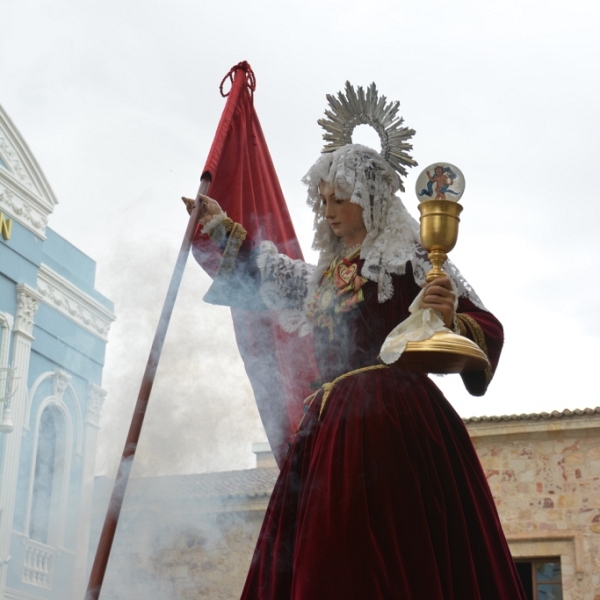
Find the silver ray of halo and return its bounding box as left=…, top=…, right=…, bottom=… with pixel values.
left=318, top=81, right=417, bottom=186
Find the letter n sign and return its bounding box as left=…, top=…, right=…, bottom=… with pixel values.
left=0, top=212, right=12, bottom=240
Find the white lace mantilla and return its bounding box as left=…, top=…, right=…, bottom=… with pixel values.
left=302, top=144, right=438, bottom=304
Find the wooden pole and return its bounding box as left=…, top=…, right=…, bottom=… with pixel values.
left=85, top=178, right=211, bottom=600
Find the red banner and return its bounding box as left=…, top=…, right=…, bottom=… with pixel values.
left=193, top=62, right=317, bottom=465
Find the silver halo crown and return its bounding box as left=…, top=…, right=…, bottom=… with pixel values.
left=318, top=81, right=417, bottom=180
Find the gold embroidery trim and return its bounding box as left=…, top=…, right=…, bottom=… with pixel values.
left=453, top=315, right=467, bottom=337
left=216, top=222, right=248, bottom=277
left=206, top=216, right=235, bottom=244
left=455, top=313, right=493, bottom=384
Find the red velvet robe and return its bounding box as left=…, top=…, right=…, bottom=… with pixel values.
left=238, top=256, right=526, bottom=600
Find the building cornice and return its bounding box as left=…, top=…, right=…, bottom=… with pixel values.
left=465, top=408, right=600, bottom=438
left=36, top=265, right=115, bottom=341
left=0, top=176, right=50, bottom=239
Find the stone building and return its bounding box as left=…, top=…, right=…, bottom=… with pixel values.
left=91, top=453, right=278, bottom=600
left=467, top=408, right=600, bottom=600
left=0, top=104, right=114, bottom=599
left=91, top=411, right=600, bottom=600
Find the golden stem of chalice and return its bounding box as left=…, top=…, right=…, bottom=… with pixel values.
left=399, top=198, right=491, bottom=374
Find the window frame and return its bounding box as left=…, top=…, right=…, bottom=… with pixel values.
left=515, top=557, right=563, bottom=600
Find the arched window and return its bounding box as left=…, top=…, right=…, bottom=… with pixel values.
left=29, top=405, right=67, bottom=545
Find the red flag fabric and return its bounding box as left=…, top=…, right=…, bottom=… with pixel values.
left=192, top=62, right=317, bottom=465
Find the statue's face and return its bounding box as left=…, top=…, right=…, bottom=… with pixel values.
left=319, top=180, right=366, bottom=247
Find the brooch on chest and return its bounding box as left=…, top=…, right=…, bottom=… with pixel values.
left=306, top=249, right=368, bottom=334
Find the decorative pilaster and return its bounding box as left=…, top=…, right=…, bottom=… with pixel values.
left=72, top=383, right=108, bottom=598
left=14, top=284, right=40, bottom=339
left=86, top=384, right=107, bottom=428
left=0, top=284, right=41, bottom=596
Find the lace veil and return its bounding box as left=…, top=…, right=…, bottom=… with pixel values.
left=302, top=144, right=485, bottom=309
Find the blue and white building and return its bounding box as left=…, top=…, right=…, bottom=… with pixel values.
left=0, top=104, right=115, bottom=600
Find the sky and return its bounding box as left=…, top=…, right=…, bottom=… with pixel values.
left=1, top=0, right=599, bottom=477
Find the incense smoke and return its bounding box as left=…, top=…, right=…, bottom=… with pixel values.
left=97, top=232, right=267, bottom=479
left=90, top=231, right=279, bottom=597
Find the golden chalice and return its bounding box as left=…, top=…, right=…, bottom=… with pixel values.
left=394, top=163, right=490, bottom=374
left=418, top=199, right=463, bottom=282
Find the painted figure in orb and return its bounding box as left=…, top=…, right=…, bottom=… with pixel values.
left=418, top=164, right=459, bottom=199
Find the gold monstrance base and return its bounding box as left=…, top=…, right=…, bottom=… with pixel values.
left=399, top=195, right=491, bottom=375
left=398, top=331, right=490, bottom=374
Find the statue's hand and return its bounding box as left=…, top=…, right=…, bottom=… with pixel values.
left=420, top=277, right=456, bottom=328
left=181, top=195, right=224, bottom=225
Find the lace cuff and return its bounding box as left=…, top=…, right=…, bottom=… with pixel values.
left=255, top=241, right=315, bottom=335
left=200, top=212, right=248, bottom=277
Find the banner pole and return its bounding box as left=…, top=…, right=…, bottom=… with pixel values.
left=85, top=177, right=211, bottom=600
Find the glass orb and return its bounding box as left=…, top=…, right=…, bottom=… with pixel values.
left=415, top=162, right=465, bottom=202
